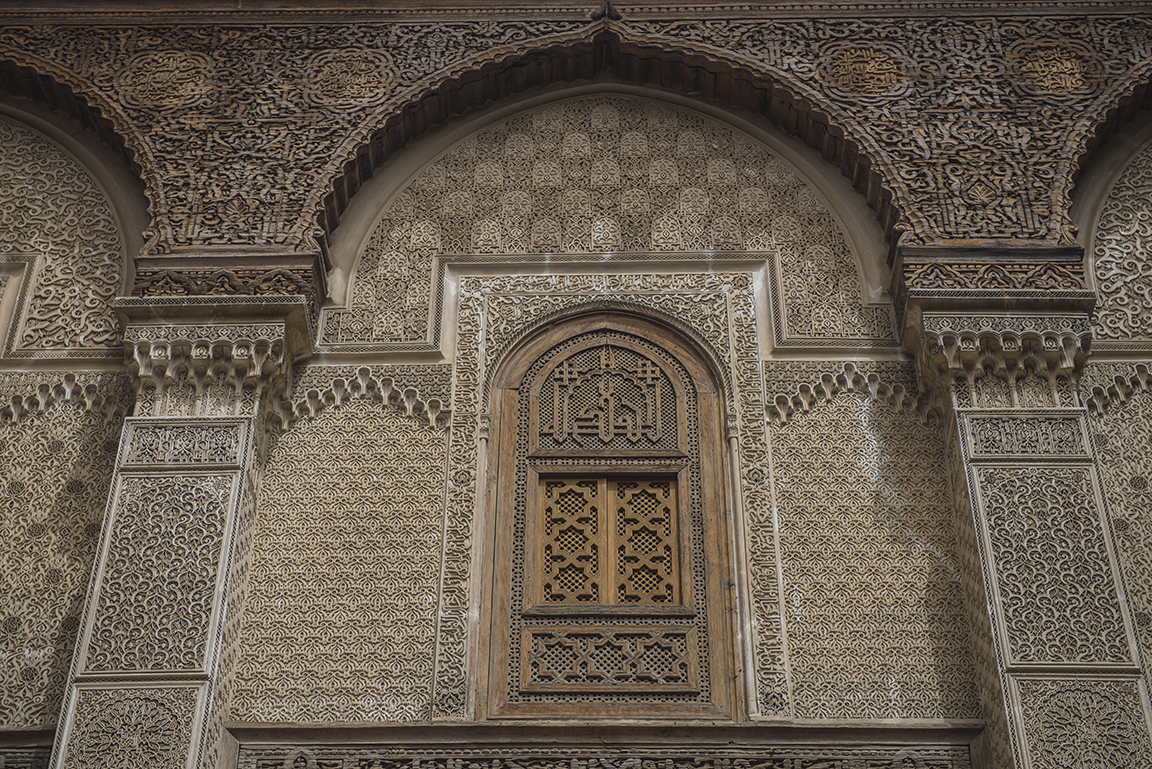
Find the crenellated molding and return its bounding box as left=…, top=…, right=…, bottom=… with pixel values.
left=1080, top=360, right=1152, bottom=413
left=279, top=365, right=451, bottom=430
left=912, top=313, right=1092, bottom=410
left=765, top=361, right=936, bottom=423
left=0, top=372, right=131, bottom=425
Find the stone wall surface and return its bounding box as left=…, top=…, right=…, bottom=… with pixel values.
left=2, top=3, right=1152, bottom=768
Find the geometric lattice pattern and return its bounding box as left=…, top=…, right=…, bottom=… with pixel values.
left=538, top=479, right=678, bottom=607
left=524, top=628, right=695, bottom=691
left=231, top=399, right=449, bottom=722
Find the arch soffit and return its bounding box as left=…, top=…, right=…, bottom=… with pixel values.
left=0, top=100, right=150, bottom=287
left=319, top=35, right=900, bottom=267
left=328, top=84, right=890, bottom=309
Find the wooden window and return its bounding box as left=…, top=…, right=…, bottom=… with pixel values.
left=484, top=313, right=739, bottom=719
left=536, top=477, right=680, bottom=607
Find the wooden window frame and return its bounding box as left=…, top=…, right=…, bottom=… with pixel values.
left=480, top=311, right=741, bottom=720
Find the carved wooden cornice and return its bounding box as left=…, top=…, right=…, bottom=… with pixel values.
left=4, top=13, right=1152, bottom=278
left=132, top=253, right=325, bottom=323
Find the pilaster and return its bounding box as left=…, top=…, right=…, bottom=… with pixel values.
left=49, top=297, right=309, bottom=769
left=905, top=285, right=1152, bottom=768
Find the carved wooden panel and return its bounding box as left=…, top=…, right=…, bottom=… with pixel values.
left=536, top=478, right=680, bottom=608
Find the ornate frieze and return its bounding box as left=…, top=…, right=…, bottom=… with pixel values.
left=962, top=412, right=1089, bottom=459
left=236, top=744, right=975, bottom=769
left=121, top=420, right=246, bottom=467
left=2, top=14, right=1147, bottom=268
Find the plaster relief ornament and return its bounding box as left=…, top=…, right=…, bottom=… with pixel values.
left=114, top=51, right=214, bottom=110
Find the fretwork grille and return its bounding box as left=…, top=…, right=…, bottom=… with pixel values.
left=538, top=478, right=679, bottom=607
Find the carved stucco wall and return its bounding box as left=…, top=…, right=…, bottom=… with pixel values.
left=231, top=398, right=449, bottom=722
left=767, top=362, right=979, bottom=720
left=0, top=373, right=130, bottom=730
left=0, top=114, right=124, bottom=356
left=323, top=94, right=891, bottom=348
left=1092, top=388, right=1152, bottom=669
left=1092, top=137, right=1152, bottom=346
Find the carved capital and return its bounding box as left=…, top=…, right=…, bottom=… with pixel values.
left=115, top=297, right=311, bottom=418
left=912, top=313, right=1091, bottom=409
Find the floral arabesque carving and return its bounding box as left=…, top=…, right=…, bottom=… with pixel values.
left=0, top=374, right=130, bottom=729
left=767, top=360, right=979, bottom=720
left=62, top=687, right=199, bottom=769
left=975, top=467, right=1130, bottom=665
left=326, top=94, right=887, bottom=349
left=1090, top=387, right=1152, bottom=682
left=0, top=115, right=123, bottom=354
left=1016, top=679, right=1152, bottom=769
left=231, top=398, right=448, bottom=723
left=901, top=259, right=1085, bottom=291
left=1093, top=137, right=1152, bottom=344
left=83, top=474, right=233, bottom=672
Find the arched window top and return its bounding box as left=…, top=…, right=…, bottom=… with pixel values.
left=321, top=89, right=893, bottom=352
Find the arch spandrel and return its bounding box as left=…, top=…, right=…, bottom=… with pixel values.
left=0, top=111, right=134, bottom=357
left=323, top=92, right=894, bottom=353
